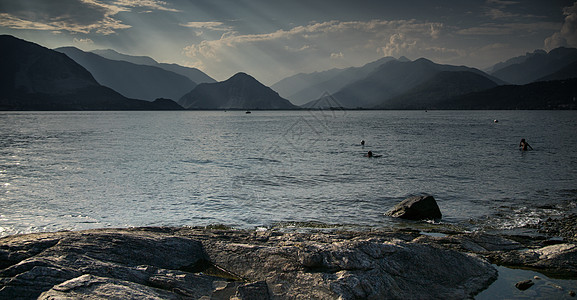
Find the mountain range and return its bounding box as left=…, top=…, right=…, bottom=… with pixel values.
left=279, top=47, right=576, bottom=110
left=488, top=47, right=577, bottom=85
left=0, top=35, right=181, bottom=110
left=314, top=58, right=504, bottom=109
left=56, top=47, right=198, bottom=101
left=1, top=34, right=576, bottom=111
left=91, top=49, right=216, bottom=85
left=439, top=78, right=577, bottom=110
left=271, top=56, right=409, bottom=105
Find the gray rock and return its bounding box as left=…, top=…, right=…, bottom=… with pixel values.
left=200, top=233, right=497, bottom=299
left=491, top=243, right=577, bottom=278
left=235, top=281, right=270, bottom=300
left=39, top=274, right=179, bottom=299
left=385, top=195, right=442, bottom=220
left=1, top=227, right=500, bottom=299
left=0, top=229, right=210, bottom=299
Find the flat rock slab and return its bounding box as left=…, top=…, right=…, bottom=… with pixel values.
left=489, top=243, right=577, bottom=278
left=1, top=227, right=498, bottom=299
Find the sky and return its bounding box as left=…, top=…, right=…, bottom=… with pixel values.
left=1, top=0, right=576, bottom=85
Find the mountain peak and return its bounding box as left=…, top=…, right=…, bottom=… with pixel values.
left=226, top=72, right=265, bottom=84
left=228, top=72, right=255, bottom=81
left=178, top=72, right=296, bottom=110
left=413, top=57, right=435, bottom=65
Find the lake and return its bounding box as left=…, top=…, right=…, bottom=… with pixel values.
left=1, top=110, right=576, bottom=236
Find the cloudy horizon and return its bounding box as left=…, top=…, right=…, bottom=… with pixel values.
left=1, top=0, right=576, bottom=85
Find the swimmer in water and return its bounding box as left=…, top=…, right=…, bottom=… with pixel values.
left=519, top=138, right=533, bottom=151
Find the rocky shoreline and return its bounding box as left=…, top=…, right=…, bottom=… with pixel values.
left=1, top=218, right=576, bottom=299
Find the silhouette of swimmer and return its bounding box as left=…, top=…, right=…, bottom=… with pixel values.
left=361, top=140, right=365, bottom=146
left=519, top=138, right=533, bottom=151
left=365, top=150, right=373, bottom=157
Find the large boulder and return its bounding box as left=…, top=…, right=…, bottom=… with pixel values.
left=385, top=195, right=442, bottom=220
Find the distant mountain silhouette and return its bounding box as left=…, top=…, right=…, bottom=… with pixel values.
left=92, top=49, right=159, bottom=65
left=485, top=49, right=547, bottom=73
left=490, top=47, right=577, bottom=84
left=56, top=47, right=196, bottom=101
left=271, top=56, right=407, bottom=105
left=536, top=60, right=577, bottom=82
left=438, top=78, right=577, bottom=110
left=92, top=49, right=216, bottom=84
left=178, top=73, right=297, bottom=110
left=0, top=35, right=182, bottom=110
left=376, top=71, right=499, bottom=109
left=308, top=58, right=502, bottom=108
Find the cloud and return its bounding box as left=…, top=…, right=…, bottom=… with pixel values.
left=486, top=0, right=519, bottom=5
left=330, top=52, right=344, bottom=59
left=0, top=0, right=177, bottom=35
left=183, top=19, right=443, bottom=59
left=545, top=1, right=577, bottom=50
left=484, top=8, right=519, bottom=19
left=378, top=33, right=417, bottom=57
left=179, top=21, right=232, bottom=31
left=182, top=19, right=446, bottom=83
left=112, top=0, right=179, bottom=12
left=73, top=37, right=95, bottom=45
left=457, top=22, right=559, bottom=36
left=0, top=13, right=61, bottom=31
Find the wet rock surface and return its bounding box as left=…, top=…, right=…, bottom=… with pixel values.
left=534, top=213, right=577, bottom=242
left=1, top=227, right=497, bottom=300
left=1, top=225, right=575, bottom=299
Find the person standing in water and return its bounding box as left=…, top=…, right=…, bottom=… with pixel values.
left=519, top=139, right=533, bottom=151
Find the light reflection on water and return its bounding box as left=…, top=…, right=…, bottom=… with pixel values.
left=0, top=110, right=576, bottom=236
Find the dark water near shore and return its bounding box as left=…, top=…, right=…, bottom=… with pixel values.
left=1, top=110, right=576, bottom=237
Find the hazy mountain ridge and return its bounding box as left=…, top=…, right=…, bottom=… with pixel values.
left=485, top=49, right=546, bottom=73
left=92, top=49, right=216, bottom=84
left=377, top=71, right=500, bottom=109
left=56, top=47, right=196, bottom=101
left=438, top=78, right=577, bottom=110
left=536, top=60, right=577, bottom=82
left=489, top=47, right=577, bottom=85
left=178, top=73, right=297, bottom=110
left=2, top=34, right=576, bottom=111
left=0, top=35, right=182, bottom=110
left=311, top=58, right=502, bottom=109
left=271, top=56, right=406, bottom=105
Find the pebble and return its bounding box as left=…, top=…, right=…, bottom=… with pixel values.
left=515, top=280, right=534, bottom=291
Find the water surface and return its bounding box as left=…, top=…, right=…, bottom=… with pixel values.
left=1, top=110, right=576, bottom=236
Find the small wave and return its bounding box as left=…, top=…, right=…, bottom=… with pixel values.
left=181, top=159, right=213, bottom=164
left=246, top=157, right=282, bottom=163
